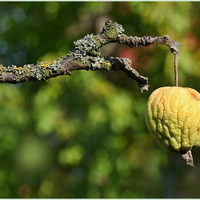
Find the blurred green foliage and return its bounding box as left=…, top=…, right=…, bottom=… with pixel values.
left=0, top=2, right=200, bottom=198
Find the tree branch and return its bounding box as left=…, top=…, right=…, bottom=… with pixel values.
left=0, top=20, right=182, bottom=92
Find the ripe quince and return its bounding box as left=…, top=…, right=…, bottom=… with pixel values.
left=145, top=86, right=200, bottom=167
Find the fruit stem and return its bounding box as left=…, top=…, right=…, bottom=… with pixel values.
left=173, top=52, right=179, bottom=86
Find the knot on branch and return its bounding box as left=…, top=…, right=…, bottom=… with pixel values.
left=101, top=19, right=125, bottom=39
left=153, top=35, right=182, bottom=54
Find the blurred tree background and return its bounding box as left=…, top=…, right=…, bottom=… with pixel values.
left=0, top=2, right=200, bottom=198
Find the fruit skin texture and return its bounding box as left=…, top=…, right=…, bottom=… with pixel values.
left=145, top=86, right=200, bottom=157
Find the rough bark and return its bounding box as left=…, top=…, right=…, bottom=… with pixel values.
left=0, top=20, right=181, bottom=92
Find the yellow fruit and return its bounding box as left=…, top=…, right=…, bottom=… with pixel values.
left=145, top=86, right=200, bottom=167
